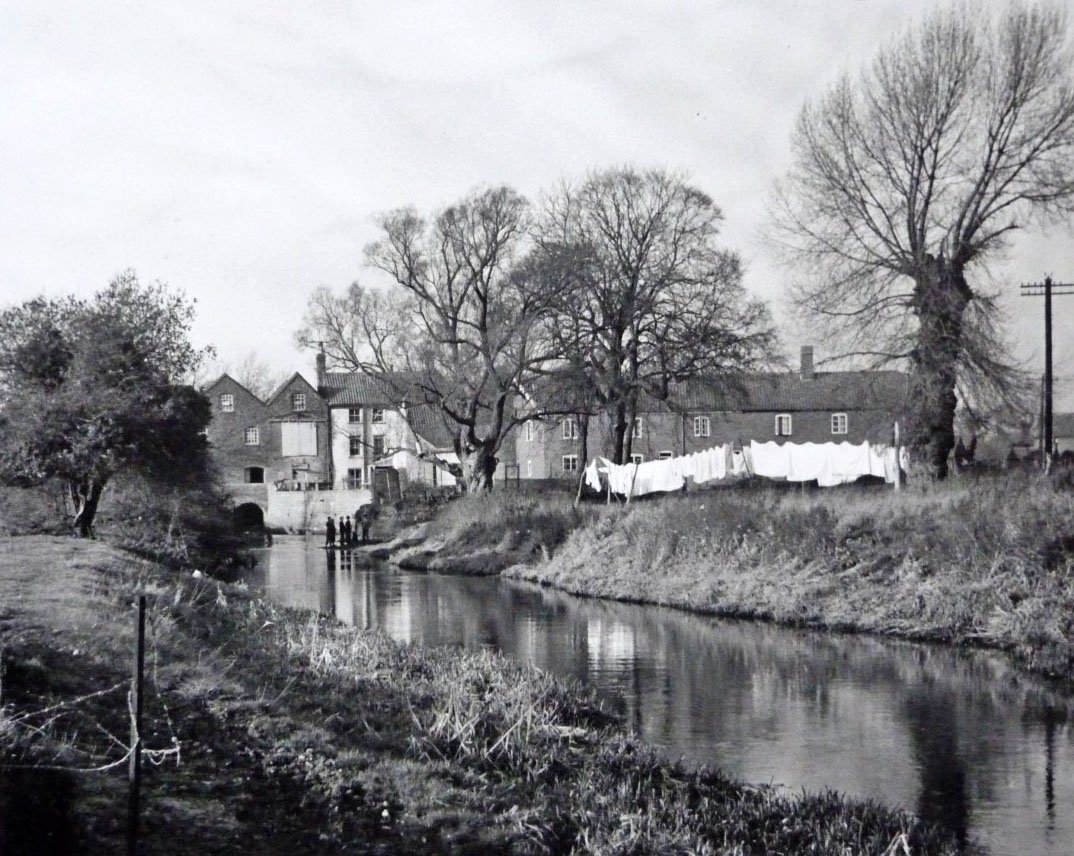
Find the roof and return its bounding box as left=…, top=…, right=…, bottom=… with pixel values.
left=406, top=403, right=456, bottom=449
left=520, top=368, right=907, bottom=415
left=666, top=370, right=907, bottom=413
left=202, top=372, right=259, bottom=400
left=263, top=372, right=318, bottom=407
left=320, top=372, right=415, bottom=407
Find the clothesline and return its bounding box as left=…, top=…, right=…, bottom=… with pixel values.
left=583, top=440, right=908, bottom=499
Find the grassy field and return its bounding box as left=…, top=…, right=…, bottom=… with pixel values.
left=0, top=535, right=960, bottom=854
left=501, top=472, right=1074, bottom=679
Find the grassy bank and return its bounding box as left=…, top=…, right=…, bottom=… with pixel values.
left=499, top=473, right=1074, bottom=679
left=0, top=536, right=959, bottom=854
left=379, top=492, right=599, bottom=574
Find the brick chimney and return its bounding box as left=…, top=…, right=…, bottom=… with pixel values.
left=315, top=344, right=326, bottom=391
left=800, top=345, right=815, bottom=381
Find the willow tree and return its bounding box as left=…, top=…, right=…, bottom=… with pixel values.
left=770, top=2, right=1074, bottom=477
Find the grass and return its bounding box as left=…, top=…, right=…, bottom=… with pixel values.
left=385, top=491, right=600, bottom=574
left=0, top=535, right=961, bottom=854
left=501, top=471, right=1074, bottom=678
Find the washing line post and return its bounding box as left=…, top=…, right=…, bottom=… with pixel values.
left=128, top=594, right=146, bottom=856
left=893, top=422, right=901, bottom=492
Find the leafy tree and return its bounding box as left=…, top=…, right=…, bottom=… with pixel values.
left=539, top=167, right=778, bottom=464
left=770, top=2, right=1074, bottom=477
left=0, top=272, right=213, bottom=536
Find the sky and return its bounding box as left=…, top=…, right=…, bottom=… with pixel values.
left=3, top=0, right=1072, bottom=406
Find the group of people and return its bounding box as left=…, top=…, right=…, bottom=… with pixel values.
left=324, top=504, right=376, bottom=548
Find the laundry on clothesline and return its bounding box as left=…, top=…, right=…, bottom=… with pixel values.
left=585, top=439, right=906, bottom=499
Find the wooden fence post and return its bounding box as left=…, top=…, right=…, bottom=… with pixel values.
left=128, top=594, right=146, bottom=856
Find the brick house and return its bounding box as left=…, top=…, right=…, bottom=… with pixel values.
left=204, top=372, right=330, bottom=525
left=515, top=346, right=907, bottom=480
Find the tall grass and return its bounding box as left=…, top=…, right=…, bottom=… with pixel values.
left=399, top=490, right=604, bottom=573
left=508, top=474, right=1074, bottom=677
left=278, top=612, right=958, bottom=854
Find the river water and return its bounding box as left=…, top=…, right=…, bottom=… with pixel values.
left=246, top=537, right=1074, bottom=855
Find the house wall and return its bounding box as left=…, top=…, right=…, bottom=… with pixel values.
left=328, top=405, right=416, bottom=489
left=267, top=485, right=374, bottom=531
left=206, top=374, right=329, bottom=488
left=266, top=376, right=330, bottom=485
left=206, top=376, right=274, bottom=484
left=515, top=408, right=899, bottom=479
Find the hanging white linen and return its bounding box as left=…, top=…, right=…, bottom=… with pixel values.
left=749, top=441, right=791, bottom=479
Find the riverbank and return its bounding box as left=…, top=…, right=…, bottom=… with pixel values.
left=1, top=536, right=959, bottom=854
left=373, top=473, right=1074, bottom=681
left=504, top=473, right=1074, bottom=680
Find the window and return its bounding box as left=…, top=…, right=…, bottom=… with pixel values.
left=281, top=422, right=316, bottom=456
left=561, top=418, right=578, bottom=440
left=831, top=413, right=848, bottom=435
left=244, top=427, right=259, bottom=445
left=372, top=436, right=386, bottom=457
left=371, top=408, right=385, bottom=424
left=345, top=468, right=363, bottom=489
left=525, top=421, right=535, bottom=441
left=220, top=393, right=234, bottom=413
left=291, top=392, right=306, bottom=411
left=348, top=407, right=362, bottom=424
left=658, top=450, right=674, bottom=460
left=631, top=416, right=644, bottom=439
left=775, top=414, right=793, bottom=437
left=562, top=454, right=578, bottom=472
left=244, top=466, right=264, bottom=484
left=693, top=415, right=710, bottom=438
left=630, top=453, right=644, bottom=465
left=349, top=435, right=362, bottom=457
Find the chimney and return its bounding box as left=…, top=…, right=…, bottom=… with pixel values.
left=800, top=345, right=815, bottom=381
left=315, top=344, right=326, bottom=391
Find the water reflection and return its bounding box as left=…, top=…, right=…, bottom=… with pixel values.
left=247, top=538, right=1074, bottom=856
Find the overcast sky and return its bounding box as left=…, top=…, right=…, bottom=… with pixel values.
left=3, top=0, right=1072, bottom=404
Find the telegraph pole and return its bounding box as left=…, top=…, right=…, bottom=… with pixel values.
left=1020, top=276, right=1074, bottom=463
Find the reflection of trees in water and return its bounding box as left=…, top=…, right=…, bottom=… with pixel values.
left=902, top=686, right=970, bottom=847
left=300, top=556, right=1074, bottom=848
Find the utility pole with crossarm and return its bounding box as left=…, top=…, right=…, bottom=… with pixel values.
left=1020, top=276, right=1074, bottom=465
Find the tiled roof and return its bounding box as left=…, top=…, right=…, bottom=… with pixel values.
left=263, top=372, right=318, bottom=407
left=521, top=368, right=907, bottom=414
left=665, top=371, right=907, bottom=413
left=320, top=372, right=415, bottom=406
left=406, top=404, right=456, bottom=449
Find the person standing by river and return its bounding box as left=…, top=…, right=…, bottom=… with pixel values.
left=325, top=515, right=336, bottom=548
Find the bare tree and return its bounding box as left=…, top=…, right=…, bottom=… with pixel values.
left=295, top=282, right=410, bottom=374
left=770, top=2, right=1074, bottom=477
left=539, top=167, right=778, bottom=464
left=302, top=187, right=568, bottom=491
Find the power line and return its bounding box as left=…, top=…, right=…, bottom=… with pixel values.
left=1020, top=276, right=1074, bottom=460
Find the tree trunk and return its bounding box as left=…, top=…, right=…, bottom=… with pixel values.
left=611, top=401, right=628, bottom=465
left=70, top=478, right=105, bottom=538
left=909, top=258, right=970, bottom=480
left=461, top=442, right=498, bottom=492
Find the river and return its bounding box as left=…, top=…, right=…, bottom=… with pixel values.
left=246, top=536, right=1074, bottom=855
